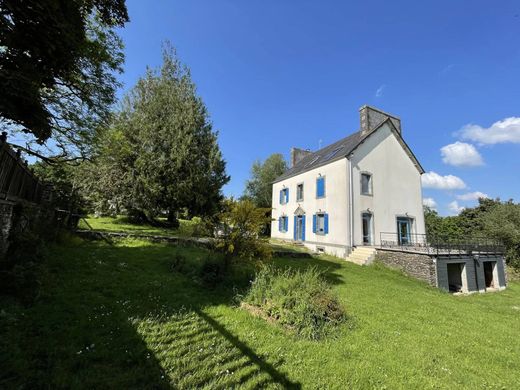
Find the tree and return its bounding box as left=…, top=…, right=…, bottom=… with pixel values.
left=244, top=154, right=287, bottom=208
left=85, top=44, right=229, bottom=223
left=0, top=0, right=128, bottom=162
left=216, top=199, right=272, bottom=261
left=480, top=200, right=520, bottom=269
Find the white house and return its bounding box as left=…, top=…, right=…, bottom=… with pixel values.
left=271, top=105, right=426, bottom=262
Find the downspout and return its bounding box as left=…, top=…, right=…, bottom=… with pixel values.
left=348, top=155, right=354, bottom=250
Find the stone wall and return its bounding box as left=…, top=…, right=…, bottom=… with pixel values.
left=375, top=249, right=436, bottom=286
left=0, top=199, right=59, bottom=262
left=0, top=200, right=15, bottom=258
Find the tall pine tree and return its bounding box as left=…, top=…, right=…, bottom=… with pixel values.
left=87, top=44, right=229, bottom=223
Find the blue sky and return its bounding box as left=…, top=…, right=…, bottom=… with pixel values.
left=116, top=0, right=520, bottom=215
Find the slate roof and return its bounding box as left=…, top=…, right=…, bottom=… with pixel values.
left=273, top=118, right=424, bottom=183
left=274, top=130, right=364, bottom=183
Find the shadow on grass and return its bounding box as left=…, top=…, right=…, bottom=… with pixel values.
left=0, top=239, right=307, bottom=389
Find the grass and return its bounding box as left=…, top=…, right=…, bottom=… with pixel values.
left=77, top=215, right=203, bottom=237
left=1, top=238, right=520, bottom=389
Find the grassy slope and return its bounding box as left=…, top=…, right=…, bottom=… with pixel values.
left=77, top=216, right=198, bottom=237
left=1, top=238, right=519, bottom=389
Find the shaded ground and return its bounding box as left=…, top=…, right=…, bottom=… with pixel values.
left=1, top=238, right=519, bottom=389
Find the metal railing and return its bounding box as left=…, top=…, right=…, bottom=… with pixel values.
left=379, top=232, right=505, bottom=256
left=0, top=132, right=45, bottom=203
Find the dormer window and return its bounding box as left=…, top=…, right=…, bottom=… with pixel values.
left=361, top=173, right=372, bottom=195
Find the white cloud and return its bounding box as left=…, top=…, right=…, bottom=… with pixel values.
left=423, top=197, right=437, bottom=209
left=375, top=84, right=386, bottom=98
left=458, top=117, right=520, bottom=145
left=421, top=171, right=466, bottom=190
left=448, top=200, right=465, bottom=215
left=456, top=191, right=489, bottom=201
left=440, top=142, right=484, bottom=167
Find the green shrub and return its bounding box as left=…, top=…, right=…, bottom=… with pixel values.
left=170, top=253, right=187, bottom=273
left=243, top=266, right=346, bottom=340
left=215, top=199, right=272, bottom=261
left=198, top=253, right=230, bottom=288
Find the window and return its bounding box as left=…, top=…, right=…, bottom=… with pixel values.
left=361, top=173, right=372, bottom=195
left=305, top=156, right=320, bottom=167
left=278, top=216, right=289, bottom=232
left=316, top=176, right=325, bottom=198
left=313, top=212, right=329, bottom=235
left=296, top=183, right=304, bottom=201
left=322, top=147, right=341, bottom=162
left=279, top=188, right=289, bottom=204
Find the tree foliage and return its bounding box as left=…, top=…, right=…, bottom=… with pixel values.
left=0, top=0, right=128, bottom=162
left=244, top=154, right=287, bottom=208
left=216, top=199, right=272, bottom=261
left=83, top=44, right=229, bottom=222
left=424, top=198, right=520, bottom=269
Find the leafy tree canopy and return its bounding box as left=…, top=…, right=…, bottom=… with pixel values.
left=82, top=43, right=230, bottom=223
left=243, top=153, right=287, bottom=208
left=424, top=198, right=520, bottom=269
left=0, top=0, right=128, bottom=162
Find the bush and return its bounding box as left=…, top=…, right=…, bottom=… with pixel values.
left=243, top=266, right=346, bottom=340
left=215, top=199, right=272, bottom=261
left=198, top=253, right=230, bottom=288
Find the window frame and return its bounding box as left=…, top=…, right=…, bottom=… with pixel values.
left=296, top=182, right=304, bottom=201
left=280, top=188, right=289, bottom=204
left=279, top=216, right=289, bottom=233
left=360, top=172, right=373, bottom=196
left=316, top=213, right=326, bottom=235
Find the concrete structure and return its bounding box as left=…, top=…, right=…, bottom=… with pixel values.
left=376, top=249, right=507, bottom=293
left=271, top=105, right=426, bottom=260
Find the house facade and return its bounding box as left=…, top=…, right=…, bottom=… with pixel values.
left=271, top=105, right=426, bottom=258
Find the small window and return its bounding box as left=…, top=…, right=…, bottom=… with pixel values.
left=279, top=216, right=289, bottom=232
left=296, top=183, right=304, bottom=201
left=322, top=147, right=341, bottom=161
left=305, top=156, right=320, bottom=167
left=313, top=212, right=329, bottom=235
left=316, top=176, right=325, bottom=198
left=279, top=188, right=289, bottom=204
left=361, top=173, right=372, bottom=195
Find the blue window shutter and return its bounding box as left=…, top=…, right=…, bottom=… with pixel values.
left=317, top=177, right=325, bottom=197
left=278, top=217, right=282, bottom=232
left=302, top=216, right=306, bottom=241
left=279, top=190, right=283, bottom=204
left=312, top=214, right=317, bottom=233
left=285, top=216, right=289, bottom=232
left=286, top=188, right=289, bottom=203
left=293, top=216, right=297, bottom=240
left=324, top=213, right=329, bottom=234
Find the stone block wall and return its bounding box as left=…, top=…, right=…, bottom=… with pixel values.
left=0, top=199, right=58, bottom=262
left=375, top=249, right=436, bottom=286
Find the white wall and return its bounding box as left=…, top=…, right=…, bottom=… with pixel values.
left=271, top=122, right=426, bottom=257
left=271, top=158, right=350, bottom=257
left=350, top=123, right=426, bottom=246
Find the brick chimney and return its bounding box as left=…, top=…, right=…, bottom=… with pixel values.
left=290, top=147, right=312, bottom=168
left=359, top=105, right=401, bottom=137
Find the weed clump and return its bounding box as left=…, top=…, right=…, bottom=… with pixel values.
left=243, top=266, right=346, bottom=340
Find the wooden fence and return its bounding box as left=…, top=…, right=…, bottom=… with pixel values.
left=0, top=132, right=46, bottom=204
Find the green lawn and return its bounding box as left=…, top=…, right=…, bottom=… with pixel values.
left=78, top=215, right=200, bottom=237
left=1, top=238, right=520, bottom=389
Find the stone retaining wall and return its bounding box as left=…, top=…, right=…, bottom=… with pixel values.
left=375, top=249, right=437, bottom=286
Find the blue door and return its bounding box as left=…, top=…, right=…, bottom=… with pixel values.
left=295, top=215, right=305, bottom=241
